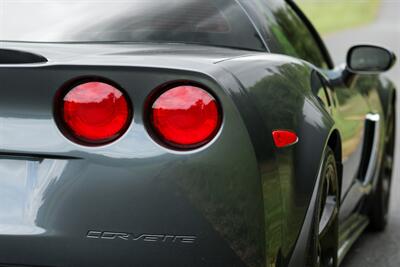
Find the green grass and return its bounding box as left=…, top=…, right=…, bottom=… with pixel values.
left=297, top=0, right=381, bottom=35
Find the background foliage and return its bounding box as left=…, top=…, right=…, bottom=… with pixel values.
left=297, top=0, right=381, bottom=35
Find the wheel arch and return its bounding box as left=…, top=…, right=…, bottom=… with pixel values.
left=287, top=131, right=340, bottom=267
left=327, top=129, right=343, bottom=201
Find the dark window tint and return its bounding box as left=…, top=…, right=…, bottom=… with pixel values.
left=240, top=0, right=329, bottom=68
left=0, top=0, right=266, bottom=51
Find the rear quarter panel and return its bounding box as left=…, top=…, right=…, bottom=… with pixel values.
left=218, top=54, right=335, bottom=266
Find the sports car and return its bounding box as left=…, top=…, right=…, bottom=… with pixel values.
left=0, top=0, right=396, bottom=266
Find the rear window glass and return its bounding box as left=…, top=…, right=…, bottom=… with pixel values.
left=0, top=0, right=266, bottom=51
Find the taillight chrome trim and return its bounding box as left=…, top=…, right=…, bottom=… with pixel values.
left=145, top=81, right=223, bottom=151
left=54, top=77, right=133, bottom=147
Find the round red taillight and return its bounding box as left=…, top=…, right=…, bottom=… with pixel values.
left=150, top=85, right=221, bottom=149
left=59, top=81, right=131, bottom=145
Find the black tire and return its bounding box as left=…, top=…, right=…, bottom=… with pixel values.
left=369, top=107, right=395, bottom=231
left=313, top=147, right=339, bottom=267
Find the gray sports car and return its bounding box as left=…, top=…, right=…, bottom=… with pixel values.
left=0, top=0, right=396, bottom=266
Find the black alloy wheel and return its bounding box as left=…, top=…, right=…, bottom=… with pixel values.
left=315, top=147, right=339, bottom=267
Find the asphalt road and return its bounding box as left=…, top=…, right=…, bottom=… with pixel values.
left=322, top=1, right=400, bottom=266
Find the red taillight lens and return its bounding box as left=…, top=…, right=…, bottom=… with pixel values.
left=60, top=81, right=131, bottom=145
left=150, top=85, right=221, bottom=149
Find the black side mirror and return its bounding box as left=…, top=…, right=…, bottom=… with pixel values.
left=347, top=45, right=396, bottom=73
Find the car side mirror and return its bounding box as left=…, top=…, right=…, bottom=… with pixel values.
left=346, top=45, right=396, bottom=73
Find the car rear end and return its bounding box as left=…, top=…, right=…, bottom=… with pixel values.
left=0, top=42, right=268, bottom=267
left=0, top=1, right=272, bottom=266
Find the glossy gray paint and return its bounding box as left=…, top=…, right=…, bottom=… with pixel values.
left=0, top=39, right=395, bottom=266
left=0, top=2, right=396, bottom=267
left=0, top=43, right=266, bottom=267
left=219, top=54, right=344, bottom=266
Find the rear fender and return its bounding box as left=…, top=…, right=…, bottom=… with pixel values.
left=219, top=54, right=335, bottom=265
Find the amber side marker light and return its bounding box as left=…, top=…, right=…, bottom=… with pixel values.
left=149, top=84, right=222, bottom=149
left=58, top=81, right=132, bottom=146
left=272, top=130, right=298, bottom=148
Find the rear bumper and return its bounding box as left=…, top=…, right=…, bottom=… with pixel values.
left=0, top=104, right=264, bottom=267
left=0, top=156, right=258, bottom=266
